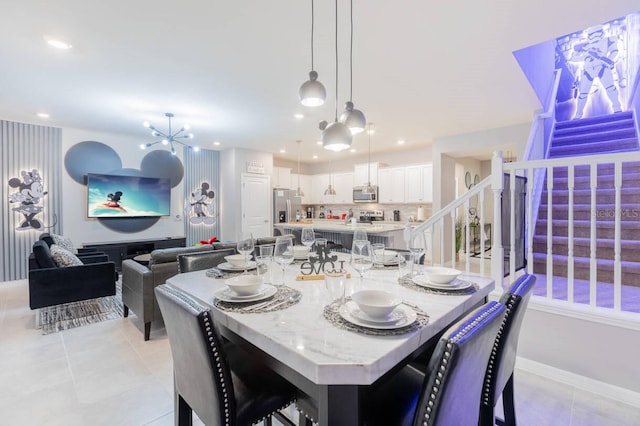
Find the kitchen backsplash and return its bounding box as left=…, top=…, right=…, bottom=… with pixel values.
left=303, top=203, right=432, bottom=223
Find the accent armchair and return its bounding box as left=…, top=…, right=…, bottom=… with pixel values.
left=28, top=240, right=117, bottom=310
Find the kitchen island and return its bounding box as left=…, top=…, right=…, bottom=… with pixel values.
left=274, top=219, right=407, bottom=250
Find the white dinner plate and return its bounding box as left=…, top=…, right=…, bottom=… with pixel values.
left=214, top=284, right=277, bottom=303
left=339, top=302, right=417, bottom=329
left=217, top=261, right=257, bottom=272
left=344, top=301, right=410, bottom=325
left=412, top=275, right=472, bottom=290
left=373, top=258, right=399, bottom=266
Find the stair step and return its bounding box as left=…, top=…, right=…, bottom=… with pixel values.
left=547, top=173, right=640, bottom=190
left=551, top=162, right=640, bottom=178
left=532, top=236, right=640, bottom=262
left=535, top=219, right=640, bottom=239
left=555, top=111, right=634, bottom=129
left=537, top=204, right=640, bottom=221
left=554, top=117, right=636, bottom=137
left=532, top=253, right=640, bottom=284
left=552, top=128, right=636, bottom=146
left=549, top=139, right=638, bottom=158
left=540, top=187, right=640, bottom=203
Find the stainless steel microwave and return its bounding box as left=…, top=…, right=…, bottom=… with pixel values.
left=353, top=186, right=378, bottom=203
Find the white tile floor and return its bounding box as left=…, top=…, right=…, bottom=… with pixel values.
left=1, top=278, right=639, bottom=426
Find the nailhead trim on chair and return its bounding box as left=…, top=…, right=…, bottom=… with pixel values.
left=421, top=302, right=503, bottom=425
left=202, top=310, right=232, bottom=425
left=481, top=295, right=515, bottom=406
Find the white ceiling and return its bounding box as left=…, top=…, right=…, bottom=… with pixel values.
left=1, top=1, right=637, bottom=163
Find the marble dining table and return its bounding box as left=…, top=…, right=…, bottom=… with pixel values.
left=165, top=255, right=495, bottom=426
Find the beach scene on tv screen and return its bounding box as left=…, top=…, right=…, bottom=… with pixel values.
left=87, top=174, right=171, bottom=217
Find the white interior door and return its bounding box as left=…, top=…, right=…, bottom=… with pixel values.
left=241, top=173, right=271, bottom=238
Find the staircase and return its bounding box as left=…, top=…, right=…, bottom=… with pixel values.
left=533, top=111, right=640, bottom=284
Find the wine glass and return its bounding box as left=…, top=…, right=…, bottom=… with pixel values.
left=236, top=232, right=254, bottom=274
left=301, top=227, right=315, bottom=257
left=352, top=229, right=368, bottom=252
left=351, top=240, right=373, bottom=288
left=273, top=237, right=294, bottom=286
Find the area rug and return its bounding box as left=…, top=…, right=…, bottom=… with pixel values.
left=37, top=278, right=124, bottom=334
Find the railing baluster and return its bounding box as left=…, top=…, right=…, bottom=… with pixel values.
left=614, top=161, right=622, bottom=311
left=479, top=189, right=486, bottom=277
left=546, top=166, right=554, bottom=299
left=527, top=166, right=535, bottom=275
left=510, top=171, right=516, bottom=279
left=464, top=199, right=470, bottom=273
left=589, top=163, right=598, bottom=307
left=567, top=165, right=575, bottom=304
left=439, top=218, right=445, bottom=267
left=450, top=211, right=456, bottom=269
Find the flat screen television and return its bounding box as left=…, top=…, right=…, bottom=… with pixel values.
left=87, top=173, right=171, bottom=218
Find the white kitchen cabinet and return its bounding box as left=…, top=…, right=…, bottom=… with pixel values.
left=290, top=173, right=312, bottom=204
left=332, top=172, right=354, bottom=203
left=405, top=164, right=433, bottom=203
left=272, top=167, right=291, bottom=189
left=354, top=163, right=378, bottom=187
left=311, top=174, right=330, bottom=204
left=378, top=167, right=406, bottom=203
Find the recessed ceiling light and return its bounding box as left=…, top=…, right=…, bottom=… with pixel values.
left=316, top=140, right=322, bottom=145
left=294, top=113, right=304, bottom=119
left=280, top=149, right=286, bottom=153
left=36, top=113, right=50, bottom=118
left=350, top=149, right=356, bottom=153
left=213, top=141, right=221, bottom=146
left=312, top=155, right=318, bottom=159
left=397, top=139, right=406, bottom=145
left=45, top=38, right=72, bottom=50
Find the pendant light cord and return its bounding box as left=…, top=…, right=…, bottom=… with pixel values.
left=367, top=123, right=371, bottom=184
left=310, top=0, right=315, bottom=70
left=334, top=0, right=339, bottom=121
left=349, top=0, right=353, bottom=102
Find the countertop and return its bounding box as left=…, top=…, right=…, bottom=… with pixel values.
left=274, top=219, right=407, bottom=234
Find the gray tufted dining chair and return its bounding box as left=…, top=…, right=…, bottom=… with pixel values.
left=362, top=301, right=506, bottom=426
left=479, top=274, right=536, bottom=426
left=155, top=283, right=297, bottom=426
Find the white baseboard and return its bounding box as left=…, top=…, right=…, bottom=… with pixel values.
left=516, top=357, right=640, bottom=409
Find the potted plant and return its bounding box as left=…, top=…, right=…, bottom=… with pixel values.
left=455, top=218, right=463, bottom=261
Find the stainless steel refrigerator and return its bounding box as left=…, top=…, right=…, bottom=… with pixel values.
left=273, top=189, right=302, bottom=223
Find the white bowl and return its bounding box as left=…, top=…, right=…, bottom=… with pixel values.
left=225, top=254, right=249, bottom=268
left=225, top=275, right=263, bottom=296
left=375, top=249, right=397, bottom=262
left=423, top=267, right=461, bottom=284
left=351, top=290, right=402, bottom=320
left=292, top=245, right=310, bottom=258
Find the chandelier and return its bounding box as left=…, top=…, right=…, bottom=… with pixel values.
left=140, top=112, right=199, bottom=155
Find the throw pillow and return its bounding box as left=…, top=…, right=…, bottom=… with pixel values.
left=51, top=233, right=77, bottom=254
left=50, top=244, right=83, bottom=267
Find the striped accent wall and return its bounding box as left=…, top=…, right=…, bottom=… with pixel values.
left=1, top=121, right=62, bottom=281
left=183, top=147, right=220, bottom=246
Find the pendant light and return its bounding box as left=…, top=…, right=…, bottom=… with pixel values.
left=321, top=0, right=352, bottom=152
left=299, top=0, right=326, bottom=107
left=295, top=140, right=305, bottom=197
left=338, top=0, right=366, bottom=135
left=324, top=174, right=336, bottom=196
left=362, top=123, right=375, bottom=194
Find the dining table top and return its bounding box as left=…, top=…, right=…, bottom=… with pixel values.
left=165, top=255, right=495, bottom=387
